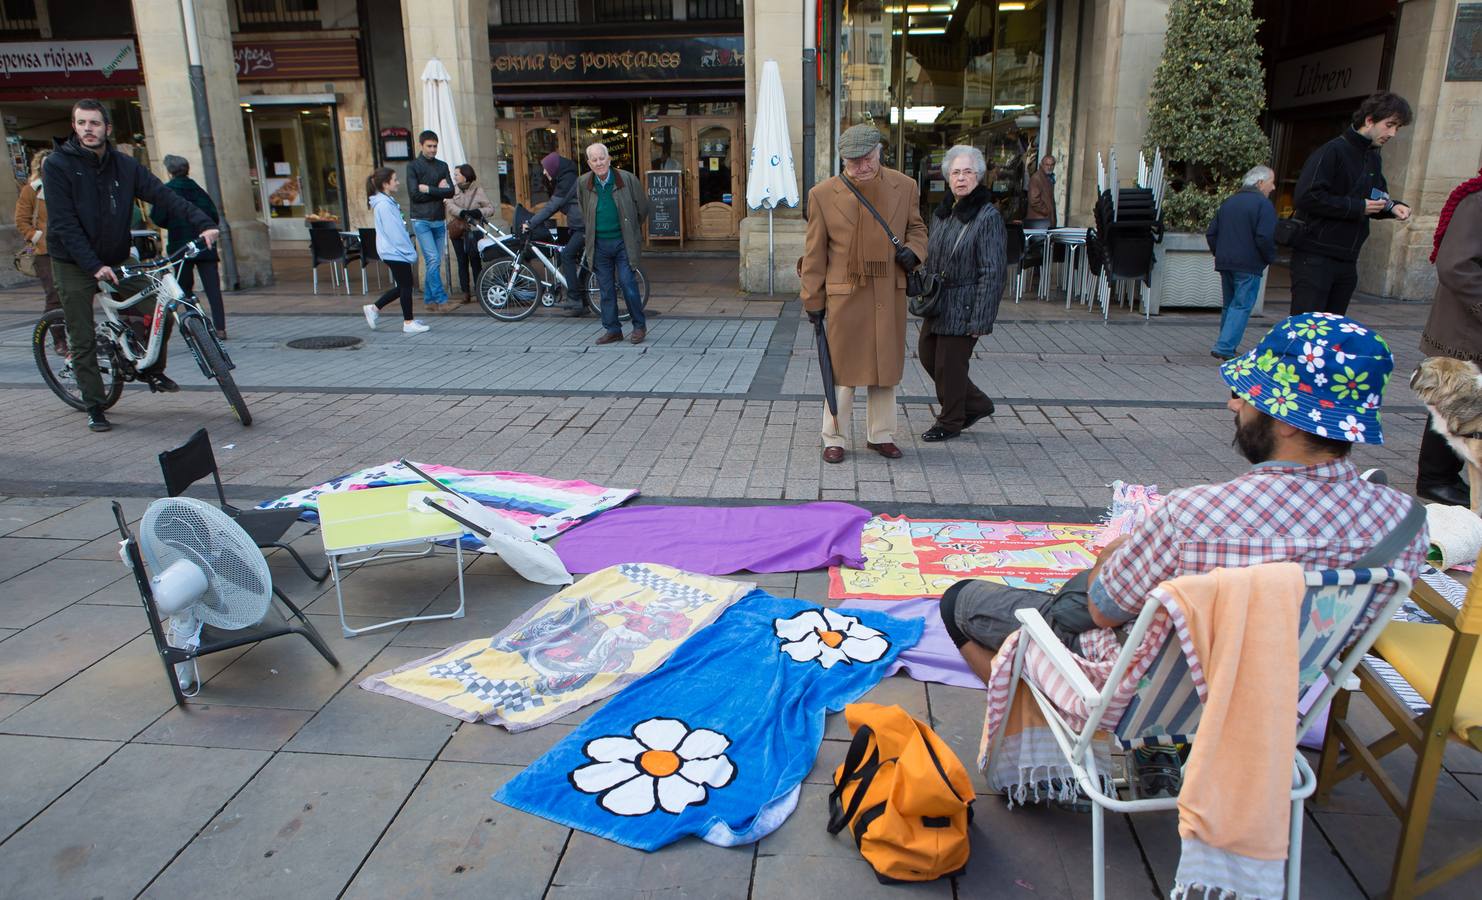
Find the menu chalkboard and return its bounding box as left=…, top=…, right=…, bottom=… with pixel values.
left=646, top=170, right=682, bottom=241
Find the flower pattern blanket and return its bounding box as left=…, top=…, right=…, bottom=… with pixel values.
left=494, top=591, right=922, bottom=850
left=829, top=516, right=1100, bottom=600
left=260, top=461, right=637, bottom=540
left=359, top=564, right=753, bottom=731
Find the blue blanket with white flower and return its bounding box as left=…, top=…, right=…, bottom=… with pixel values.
left=494, top=589, right=922, bottom=851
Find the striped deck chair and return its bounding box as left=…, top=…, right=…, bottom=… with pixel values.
left=988, top=565, right=1413, bottom=900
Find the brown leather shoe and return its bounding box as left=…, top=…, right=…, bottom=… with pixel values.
left=629, top=328, right=646, bottom=345
left=822, top=446, right=845, bottom=464
left=594, top=331, right=624, bottom=345
left=866, top=441, right=903, bottom=459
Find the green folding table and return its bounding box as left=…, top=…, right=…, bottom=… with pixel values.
left=318, top=483, right=469, bottom=637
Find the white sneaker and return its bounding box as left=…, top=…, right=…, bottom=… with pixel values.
left=362, top=304, right=379, bottom=330
left=403, top=320, right=430, bottom=334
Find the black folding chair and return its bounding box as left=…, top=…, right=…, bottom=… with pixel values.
left=112, top=501, right=338, bottom=706
left=357, top=227, right=384, bottom=292
left=159, top=428, right=330, bottom=583
left=308, top=222, right=357, bottom=295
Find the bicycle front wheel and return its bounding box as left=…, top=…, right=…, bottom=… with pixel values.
left=183, top=316, right=252, bottom=426
left=477, top=260, right=541, bottom=321
left=33, top=310, right=124, bottom=411
left=583, top=266, right=649, bottom=321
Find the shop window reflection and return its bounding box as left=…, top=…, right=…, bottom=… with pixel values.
left=526, top=127, right=559, bottom=206
left=839, top=0, right=1046, bottom=221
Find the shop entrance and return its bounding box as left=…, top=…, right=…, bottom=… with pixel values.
left=241, top=100, right=346, bottom=241
left=638, top=114, right=742, bottom=240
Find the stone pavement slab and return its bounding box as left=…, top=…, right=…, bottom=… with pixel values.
left=0, top=743, right=268, bottom=900
left=0, top=557, right=131, bottom=629
left=0, top=603, right=143, bottom=695
left=547, top=830, right=756, bottom=900
left=284, top=644, right=460, bottom=760
left=343, top=761, right=568, bottom=900
left=0, top=497, right=85, bottom=536
left=196, top=613, right=392, bottom=709
left=440, top=720, right=579, bottom=767
left=0, top=535, right=81, bottom=582
left=136, top=702, right=315, bottom=752
left=0, top=733, right=119, bottom=839
left=142, top=752, right=425, bottom=900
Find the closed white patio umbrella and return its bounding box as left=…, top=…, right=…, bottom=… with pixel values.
left=420, top=59, right=467, bottom=168
left=746, top=59, right=800, bottom=295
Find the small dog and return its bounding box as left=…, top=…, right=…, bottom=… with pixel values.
left=1410, top=357, right=1482, bottom=511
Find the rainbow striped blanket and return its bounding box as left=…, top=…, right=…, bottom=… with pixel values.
left=259, top=461, right=637, bottom=540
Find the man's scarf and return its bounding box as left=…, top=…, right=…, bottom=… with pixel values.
left=1431, top=168, right=1482, bottom=263
left=846, top=174, right=893, bottom=286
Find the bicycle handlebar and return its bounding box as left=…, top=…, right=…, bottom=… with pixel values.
left=114, top=239, right=205, bottom=280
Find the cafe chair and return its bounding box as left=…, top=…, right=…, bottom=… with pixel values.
left=1316, top=563, right=1482, bottom=898
left=307, top=222, right=360, bottom=295
left=358, top=227, right=385, bottom=293
left=159, top=428, right=330, bottom=585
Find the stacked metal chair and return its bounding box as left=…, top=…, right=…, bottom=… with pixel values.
left=1086, top=148, right=1166, bottom=318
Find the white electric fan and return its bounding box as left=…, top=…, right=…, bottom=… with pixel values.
left=132, top=496, right=274, bottom=693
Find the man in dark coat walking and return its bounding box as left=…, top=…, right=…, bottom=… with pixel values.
left=526, top=152, right=586, bottom=316
left=44, top=99, right=218, bottom=432
left=1206, top=165, right=1276, bottom=360
left=1290, top=91, right=1412, bottom=315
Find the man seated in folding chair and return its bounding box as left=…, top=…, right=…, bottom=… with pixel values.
left=941, top=313, right=1429, bottom=785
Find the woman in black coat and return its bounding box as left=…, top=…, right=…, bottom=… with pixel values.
left=918, top=145, right=1007, bottom=441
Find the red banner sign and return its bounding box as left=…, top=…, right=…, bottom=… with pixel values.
left=0, top=39, right=141, bottom=87
left=233, top=39, right=362, bottom=82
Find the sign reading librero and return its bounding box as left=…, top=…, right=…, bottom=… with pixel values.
left=489, top=35, right=743, bottom=84
left=0, top=39, right=141, bottom=87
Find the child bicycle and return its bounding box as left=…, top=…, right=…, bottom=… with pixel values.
left=32, top=239, right=251, bottom=426
left=465, top=213, right=649, bottom=322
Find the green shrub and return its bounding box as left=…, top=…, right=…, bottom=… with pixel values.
left=1144, top=0, right=1268, bottom=233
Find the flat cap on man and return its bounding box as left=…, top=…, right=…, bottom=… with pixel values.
left=839, top=124, right=883, bottom=160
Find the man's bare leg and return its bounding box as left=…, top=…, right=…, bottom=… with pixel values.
left=958, top=641, right=996, bottom=687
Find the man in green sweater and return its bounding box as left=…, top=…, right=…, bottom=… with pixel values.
left=578, top=143, right=651, bottom=345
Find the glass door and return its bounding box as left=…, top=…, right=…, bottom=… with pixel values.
left=516, top=118, right=566, bottom=215
left=691, top=118, right=739, bottom=240
left=298, top=108, right=344, bottom=226
left=251, top=116, right=311, bottom=241
left=495, top=125, right=517, bottom=223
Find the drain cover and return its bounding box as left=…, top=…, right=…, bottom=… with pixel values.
left=286, top=335, right=363, bottom=350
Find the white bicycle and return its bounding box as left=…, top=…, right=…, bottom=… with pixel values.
left=465, top=214, right=648, bottom=322
left=32, top=240, right=250, bottom=425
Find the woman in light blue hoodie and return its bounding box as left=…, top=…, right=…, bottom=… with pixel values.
left=362, top=167, right=429, bottom=334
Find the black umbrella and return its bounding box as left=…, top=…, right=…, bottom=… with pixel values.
left=813, top=314, right=838, bottom=417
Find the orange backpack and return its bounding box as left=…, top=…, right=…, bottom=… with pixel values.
left=827, top=702, right=975, bottom=882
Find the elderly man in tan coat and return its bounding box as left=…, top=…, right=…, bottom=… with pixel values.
left=801, top=125, right=929, bottom=463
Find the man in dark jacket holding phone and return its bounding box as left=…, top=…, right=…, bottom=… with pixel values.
left=44, top=99, right=218, bottom=432
left=525, top=152, right=586, bottom=316
left=407, top=130, right=454, bottom=310
left=1289, top=92, right=1413, bottom=316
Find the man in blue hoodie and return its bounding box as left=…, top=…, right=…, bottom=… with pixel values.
left=1206, top=165, right=1277, bottom=360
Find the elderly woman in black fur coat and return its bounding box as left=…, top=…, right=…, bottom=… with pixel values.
left=918, top=145, right=1008, bottom=442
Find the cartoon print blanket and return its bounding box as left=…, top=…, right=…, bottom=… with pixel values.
left=829, top=516, right=1100, bottom=600
left=494, top=592, right=922, bottom=850
left=359, top=564, right=753, bottom=731
left=260, top=461, right=637, bottom=540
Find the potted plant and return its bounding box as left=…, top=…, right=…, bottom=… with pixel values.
left=1143, top=0, right=1269, bottom=313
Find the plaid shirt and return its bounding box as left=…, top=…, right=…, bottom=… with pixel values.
left=1090, top=459, right=1428, bottom=624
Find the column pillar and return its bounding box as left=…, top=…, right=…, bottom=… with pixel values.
left=132, top=0, right=272, bottom=287
left=1360, top=0, right=1482, bottom=299
left=741, top=0, right=806, bottom=294
left=399, top=0, right=499, bottom=219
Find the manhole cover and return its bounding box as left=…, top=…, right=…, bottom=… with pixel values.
left=286, top=335, right=363, bottom=350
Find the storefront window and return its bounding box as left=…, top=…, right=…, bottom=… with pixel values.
left=240, top=103, right=346, bottom=238
left=571, top=102, right=634, bottom=173
left=838, top=0, right=1047, bottom=220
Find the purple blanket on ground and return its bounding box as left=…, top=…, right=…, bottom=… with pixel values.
left=554, top=502, right=872, bottom=575
left=838, top=597, right=983, bottom=690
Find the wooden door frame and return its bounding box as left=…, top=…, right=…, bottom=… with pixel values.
left=688, top=114, right=743, bottom=240
left=514, top=115, right=570, bottom=216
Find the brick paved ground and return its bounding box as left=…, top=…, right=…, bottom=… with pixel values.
left=0, top=255, right=1476, bottom=898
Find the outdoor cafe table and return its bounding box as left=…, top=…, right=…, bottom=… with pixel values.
left=318, top=483, right=469, bottom=637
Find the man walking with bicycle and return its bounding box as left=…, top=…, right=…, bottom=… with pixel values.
left=44, top=99, right=218, bottom=432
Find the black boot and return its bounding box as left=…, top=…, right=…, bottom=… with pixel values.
left=87, top=406, right=112, bottom=432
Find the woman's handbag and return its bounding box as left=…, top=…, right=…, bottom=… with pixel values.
left=12, top=244, right=36, bottom=278
left=907, top=224, right=972, bottom=317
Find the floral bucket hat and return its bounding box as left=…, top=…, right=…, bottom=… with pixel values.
left=1219, top=312, right=1392, bottom=444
